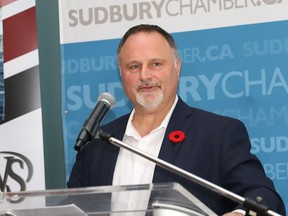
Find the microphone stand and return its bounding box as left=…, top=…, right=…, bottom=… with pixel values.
left=99, top=131, right=282, bottom=216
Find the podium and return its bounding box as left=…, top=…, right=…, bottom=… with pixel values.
left=0, top=182, right=216, bottom=215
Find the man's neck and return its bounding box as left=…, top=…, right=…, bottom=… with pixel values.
left=132, top=96, right=177, bottom=137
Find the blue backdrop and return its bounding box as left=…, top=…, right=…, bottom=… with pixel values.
left=61, top=20, right=288, bottom=209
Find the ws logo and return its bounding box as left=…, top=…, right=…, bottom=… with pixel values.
left=0, top=151, right=33, bottom=202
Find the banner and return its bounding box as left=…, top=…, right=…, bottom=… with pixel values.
left=59, top=0, right=288, bottom=209
left=0, top=5, right=4, bottom=122
left=0, top=0, right=45, bottom=196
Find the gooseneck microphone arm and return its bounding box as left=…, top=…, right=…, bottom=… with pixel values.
left=99, top=131, right=282, bottom=216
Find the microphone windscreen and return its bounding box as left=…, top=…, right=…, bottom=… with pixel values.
left=98, top=92, right=115, bottom=108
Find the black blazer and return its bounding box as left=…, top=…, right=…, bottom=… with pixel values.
left=68, top=97, right=285, bottom=215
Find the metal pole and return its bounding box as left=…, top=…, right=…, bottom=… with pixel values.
left=100, top=133, right=281, bottom=216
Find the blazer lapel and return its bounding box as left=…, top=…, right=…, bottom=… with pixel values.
left=100, top=114, right=129, bottom=185
left=153, top=97, right=194, bottom=182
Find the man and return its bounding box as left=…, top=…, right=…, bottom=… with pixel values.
left=68, top=24, right=285, bottom=215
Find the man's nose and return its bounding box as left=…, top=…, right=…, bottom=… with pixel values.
left=139, top=65, right=152, bottom=80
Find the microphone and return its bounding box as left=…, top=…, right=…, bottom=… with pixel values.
left=74, top=92, right=115, bottom=151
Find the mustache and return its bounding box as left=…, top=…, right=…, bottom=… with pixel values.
left=137, top=81, right=161, bottom=90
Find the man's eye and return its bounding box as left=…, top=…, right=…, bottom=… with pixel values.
left=151, top=62, right=162, bottom=69
left=129, top=64, right=140, bottom=71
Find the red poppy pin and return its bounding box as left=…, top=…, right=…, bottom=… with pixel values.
left=169, top=130, right=185, bottom=143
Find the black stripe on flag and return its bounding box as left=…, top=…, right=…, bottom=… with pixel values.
left=3, top=65, right=41, bottom=122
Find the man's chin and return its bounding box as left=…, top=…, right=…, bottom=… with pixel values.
left=136, top=94, right=163, bottom=109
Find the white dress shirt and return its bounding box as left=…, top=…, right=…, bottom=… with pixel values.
left=112, top=96, right=178, bottom=186
left=111, top=96, right=178, bottom=214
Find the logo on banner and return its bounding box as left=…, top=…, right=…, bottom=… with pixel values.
left=0, top=151, right=33, bottom=203
left=67, top=0, right=284, bottom=26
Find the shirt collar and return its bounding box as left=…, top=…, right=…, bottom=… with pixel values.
left=125, top=96, right=179, bottom=138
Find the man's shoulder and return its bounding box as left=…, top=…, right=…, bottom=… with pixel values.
left=177, top=97, right=243, bottom=125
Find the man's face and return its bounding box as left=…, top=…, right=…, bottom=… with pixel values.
left=118, top=31, right=181, bottom=110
